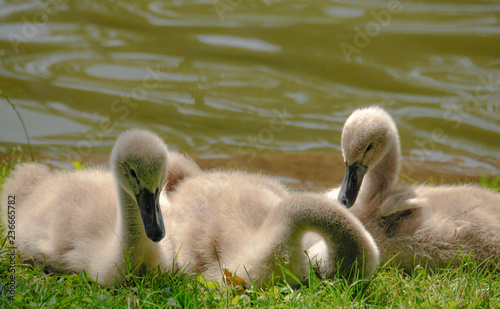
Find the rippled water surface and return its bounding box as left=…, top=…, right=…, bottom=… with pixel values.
left=1, top=0, right=499, bottom=180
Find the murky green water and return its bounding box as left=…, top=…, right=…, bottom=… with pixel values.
left=1, top=0, right=499, bottom=178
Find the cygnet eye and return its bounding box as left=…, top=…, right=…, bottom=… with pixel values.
left=130, top=168, right=139, bottom=181
left=366, top=142, right=373, bottom=153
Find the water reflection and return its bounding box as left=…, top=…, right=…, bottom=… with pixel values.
left=197, top=35, right=282, bottom=52
left=0, top=0, right=499, bottom=182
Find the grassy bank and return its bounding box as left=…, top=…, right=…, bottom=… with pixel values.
left=0, top=159, right=499, bottom=308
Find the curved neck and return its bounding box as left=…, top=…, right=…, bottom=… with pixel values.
left=251, top=195, right=378, bottom=284
left=358, top=137, right=400, bottom=207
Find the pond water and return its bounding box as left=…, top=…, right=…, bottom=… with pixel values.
left=0, top=0, right=499, bottom=187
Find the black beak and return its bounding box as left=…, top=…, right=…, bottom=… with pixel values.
left=338, top=161, right=367, bottom=208
left=136, top=188, right=165, bottom=242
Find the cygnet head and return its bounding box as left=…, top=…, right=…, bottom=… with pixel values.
left=338, top=106, right=399, bottom=208
left=111, top=129, right=169, bottom=242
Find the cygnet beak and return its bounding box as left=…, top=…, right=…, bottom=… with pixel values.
left=338, top=161, right=367, bottom=208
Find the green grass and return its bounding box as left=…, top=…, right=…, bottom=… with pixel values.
left=1, top=160, right=500, bottom=308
